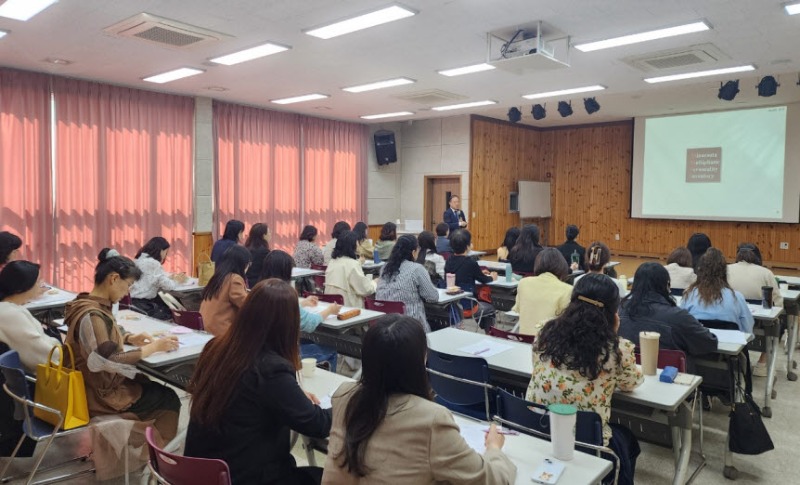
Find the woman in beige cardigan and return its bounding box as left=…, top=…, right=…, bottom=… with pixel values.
left=199, top=245, right=251, bottom=337
left=324, top=231, right=376, bottom=308
left=323, top=314, right=516, bottom=484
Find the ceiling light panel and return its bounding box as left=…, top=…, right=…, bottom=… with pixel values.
left=523, top=85, right=606, bottom=100
left=431, top=100, right=497, bottom=111
left=786, top=2, right=800, bottom=15
left=0, top=0, right=58, bottom=21
left=143, top=67, right=204, bottom=84
left=343, top=77, right=415, bottom=93
left=271, top=93, right=329, bottom=104
left=438, top=63, right=496, bottom=77
left=305, top=5, right=416, bottom=39
left=361, top=111, right=414, bottom=120
left=210, top=42, right=290, bottom=65
left=574, top=21, right=710, bottom=52
left=644, top=65, right=755, bottom=83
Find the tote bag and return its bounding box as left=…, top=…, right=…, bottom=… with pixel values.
left=197, top=252, right=215, bottom=287
left=34, top=344, right=90, bottom=430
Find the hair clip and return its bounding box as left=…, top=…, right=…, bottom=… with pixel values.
left=578, top=295, right=605, bottom=308
left=106, top=249, right=120, bottom=259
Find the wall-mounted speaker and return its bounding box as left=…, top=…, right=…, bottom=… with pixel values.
left=374, top=130, right=397, bottom=165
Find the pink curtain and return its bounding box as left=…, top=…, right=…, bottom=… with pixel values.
left=214, top=102, right=302, bottom=251
left=302, top=117, right=367, bottom=242
left=53, top=79, right=194, bottom=291
left=0, top=69, right=54, bottom=280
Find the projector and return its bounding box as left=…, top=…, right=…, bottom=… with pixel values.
left=502, top=38, right=539, bottom=59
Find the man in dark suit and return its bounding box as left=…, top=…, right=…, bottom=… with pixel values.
left=442, top=195, right=467, bottom=234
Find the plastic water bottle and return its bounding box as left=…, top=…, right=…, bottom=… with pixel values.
left=373, top=249, right=380, bottom=264
left=505, top=263, right=512, bottom=282
left=571, top=250, right=579, bottom=266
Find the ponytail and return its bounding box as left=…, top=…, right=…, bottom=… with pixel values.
left=95, top=248, right=142, bottom=285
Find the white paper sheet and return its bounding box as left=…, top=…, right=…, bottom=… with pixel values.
left=709, top=328, right=750, bottom=345
left=319, top=395, right=332, bottom=410
left=459, top=423, right=486, bottom=454
left=457, top=339, right=513, bottom=358
left=177, top=333, right=212, bottom=348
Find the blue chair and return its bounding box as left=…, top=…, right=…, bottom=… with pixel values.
left=0, top=350, right=92, bottom=484
left=426, top=349, right=494, bottom=421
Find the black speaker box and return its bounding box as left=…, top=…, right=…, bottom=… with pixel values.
left=374, top=130, right=397, bottom=165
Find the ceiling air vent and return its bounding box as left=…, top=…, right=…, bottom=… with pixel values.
left=104, top=13, right=230, bottom=49
left=624, top=44, right=730, bottom=73
left=394, top=89, right=466, bottom=106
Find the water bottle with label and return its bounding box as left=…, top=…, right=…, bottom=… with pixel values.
left=505, top=263, right=512, bottom=282
left=571, top=250, right=580, bottom=266
left=373, top=249, right=380, bottom=264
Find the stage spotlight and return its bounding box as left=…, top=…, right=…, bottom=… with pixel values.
left=718, top=80, right=739, bottom=101
left=507, top=107, right=522, bottom=123
left=531, top=104, right=546, bottom=120
left=584, top=97, right=600, bottom=114
left=757, top=76, right=779, bottom=97
left=557, top=100, right=573, bottom=117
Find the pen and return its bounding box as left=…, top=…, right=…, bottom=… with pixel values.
left=473, top=348, right=490, bottom=355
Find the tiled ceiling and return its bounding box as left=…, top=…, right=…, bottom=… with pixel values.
left=0, top=0, right=799, bottom=126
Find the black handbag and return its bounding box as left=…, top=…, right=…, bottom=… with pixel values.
left=728, top=392, right=774, bottom=455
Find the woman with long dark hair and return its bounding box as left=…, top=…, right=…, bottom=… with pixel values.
left=680, top=248, right=753, bottom=333
left=377, top=235, right=438, bottom=331
left=323, top=314, right=516, bottom=484
left=496, top=227, right=520, bottom=263
left=294, top=225, right=325, bottom=269
left=130, top=237, right=186, bottom=320
left=211, top=220, right=245, bottom=263
left=244, top=223, right=271, bottom=288
left=573, top=241, right=628, bottom=297
left=527, top=274, right=642, bottom=485
left=200, top=245, right=251, bottom=337
left=416, top=230, right=445, bottom=282
left=686, top=233, right=712, bottom=270
left=507, top=224, right=543, bottom=274
left=353, top=222, right=374, bottom=260
left=323, top=221, right=352, bottom=264
left=0, top=231, right=22, bottom=270
left=324, top=232, right=376, bottom=308
left=187, top=279, right=331, bottom=485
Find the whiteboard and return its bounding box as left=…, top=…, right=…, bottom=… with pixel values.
left=518, top=181, right=551, bottom=218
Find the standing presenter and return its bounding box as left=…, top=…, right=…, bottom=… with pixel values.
left=443, top=195, right=467, bottom=234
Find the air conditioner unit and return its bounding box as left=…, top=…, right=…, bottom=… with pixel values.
left=104, top=13, right=230, bottom=49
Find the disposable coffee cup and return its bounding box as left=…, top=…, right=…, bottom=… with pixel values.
left=446, top=273, right=456, bottom=288
left=639, top=331, right=660, bottom=376
left=301, top=358, right=317, bottom=377
left=762, top=286, right=774, bottom=309
left=548, top=403, right=577, bottom=461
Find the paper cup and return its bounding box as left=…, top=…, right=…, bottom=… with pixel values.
left=639, top=331, right=660, bottom=376
left=549, top=403, right=577, bottom=461
left=301, top=358, right=317, bottom=377
left=446, top=273, right=456, bottom=288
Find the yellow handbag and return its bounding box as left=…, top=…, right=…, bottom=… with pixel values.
left=197, top=251, right=215, bottom=287
left=34, top=344, right=90, bottom=430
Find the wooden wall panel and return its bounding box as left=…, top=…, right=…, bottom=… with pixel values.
left=470, top=116, right=800, bottom=267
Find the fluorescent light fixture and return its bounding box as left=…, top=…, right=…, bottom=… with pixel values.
left=438, top=63, right=496, bottom=77
left=271, top=93, right=329, bottom=105
left=0, top=30, right=7, bottom=40
left=210, top=42, right=290, bottom=65
left=143, top=67, right=204, bottom=84
left=431, top=100, right=497, bottom=111
left=644, top=65, right=756, bottom=83
left=786, top=2, right=800, bottom=15
left=360, top=111, right=414, bottom=120
left=574, top=21, right=710, bottom=52
left=523, top=85, right=606, bottom=100
left=305, top=5, right=416, bottom=39
left=343, top=77, right=415, bottom=93
left=0, top=0, right=57, bottom=21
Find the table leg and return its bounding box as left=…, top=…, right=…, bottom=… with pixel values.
left=763, top=333, right=779, bottom=418
left=669, top=403, right=694, bottom=485
left=787, top=315, right=798, bottom=381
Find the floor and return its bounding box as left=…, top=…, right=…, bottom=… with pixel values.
left=4, top=256, right=800, bottom=484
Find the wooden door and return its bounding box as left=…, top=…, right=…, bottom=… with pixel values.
left=424, top=176, right=461, bottom=232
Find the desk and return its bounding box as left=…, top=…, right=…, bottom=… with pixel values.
left=427, top=328, right=702, bottom=485
left=780, top=288, right=800, bottom=382
left=171, top=278, right=204, bottom=294
left=433, top=288, right=473, bottom=305
left=115, top=310, right=212, bottom=368
left=477, top=260, right=508, bottom=272
left=25, top=287, right=78, bottom=312
left=299, top=303, right=385, bottom=360
left=292, top=268, right=324, bottom=279
left=307, top=302, right=384, bottom=332
left=301, top=369, right=613, bottom=485
left=467, top=250, right=487, bottom=260
left=360, top=261, right=385, bottom=275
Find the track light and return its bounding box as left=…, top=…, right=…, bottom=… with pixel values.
left=757, top=76, right=779, bottom=97
left=584, top=97, right=600, bottom=114
left=531, top=104, right=546, bottom=120
left=557, top=101, right=573, bottom=117
left=507, top=107, right=522, bottom=123
left=717, top=80, right=740, bottom=101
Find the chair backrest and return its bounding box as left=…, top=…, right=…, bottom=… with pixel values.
left=310, top=264, right=327, bottom=291
left=634, top=348, right=687, bottom=373
left=670, top=288, right=685, bottom=296
left=426, top=349, right=493, bottom=421
left=487, top=326, right=534, bottom=344
left=119, top=294, right=133, bottom=309
left=0, top=350, right=30, bottom=401
left=171, top=310, right=204, bottom=331
left=303, top=292, right=344, bottom=305
left=699, top=319, right=739, bottom=330
left=145, top=427, right=232, bottom=485
left=364, top=298, right=405, bottom=315
left=494, top=389, right=604, bottom=447
left=745, top=298, right=762, bottom=306
left=440, top=251, right=453, bottom=261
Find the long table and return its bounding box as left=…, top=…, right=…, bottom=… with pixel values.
left=426, top=327, right=703, bottom=485
left=301, top=369, right=613, bottom=485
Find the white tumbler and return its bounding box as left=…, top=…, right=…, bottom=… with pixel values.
left=549, top=403, right=577, bottom=461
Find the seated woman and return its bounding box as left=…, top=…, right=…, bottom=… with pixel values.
left=680, top=248, right=754, bottom=333
left=353, top=222, right=375, bottom=260
left=0, top=231, right=22, bottom=271
left=323, top=221, right=351, bottom=265
left=260, top=250, right=341, bottom=371
left=294, top=225, right=325, bottom=269
left=507, top=224, right=543, bottom=275
left=323, top=314, right=516, bottom=484
left=187, top=279, right=332, bottom=485
left=244, top=223, right=271, bottom=288
left=527, top=274, right=643, bottom=485
left=687, top=233, right=712, bottom=270
left=513, top=248, right=572, bottom=336
left=324, top=231, right=376, bottom=308
left=573, top=242, right=628, bottom=297
left=496, top=227, right=520, bottom=263
left=377, top=235, right=439, bottom=332
left=664, top=247, right=696, bottom=290
left=374, top=222, right=397, bottom=262
left=129, top=237, right=187, bottom=320
left=435, top=223, right=452, bottom=254
left=444, top=230, right=498, bottom=331
left=64, top=249, right=180, bottom=444
left=199, top=245, right=251, bottom=337
left=0, top=261, right=60, bottom=372
left=619, top=262, right=717, bottom=367
left=211, top=219, right=245, bottom=263
left=416, top=231, right=445, bottom=284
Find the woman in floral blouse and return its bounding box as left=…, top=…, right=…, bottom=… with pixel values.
left=526, top=273, right=643, bottom=485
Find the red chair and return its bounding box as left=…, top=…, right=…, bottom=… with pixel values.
left=310, top=264, right=327, bottom=292
left=488, top=326, right=535, bottom=344
left=364, top=299, right=405, bottom=315
left=145, top=427, right=231, bottom=485
left=171, top=310, right=205, bottom=331
left=440, top=252, right=453, bottom=261
left=302, top=292, right=344, bottom=305
left=634, top=348, right=687, bottom=372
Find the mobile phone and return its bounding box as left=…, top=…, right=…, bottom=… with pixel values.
left=531, top=458, right=565, bottom=484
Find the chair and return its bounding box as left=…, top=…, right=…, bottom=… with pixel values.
left=145, top=427, right=231, bottom=485
left=633, top=348, right=687, bottom=372
left=440, top=251, right=453, bottom=261
left=0, top=350, right=93, bottom=485
left=487, top=326, right=534, bottom=344
left=310, top=264, right=327, bottom=292
left=171, top=310, right=205, bottom=331
left=426, top=349, right=494, bottom=421
left=302, top=292, right=344, bottom=305
left=670, top=288, right=685, bottom=296
left=364, top=298, right=405, bottom=315
left=699, top=319, right=740, bottom=331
